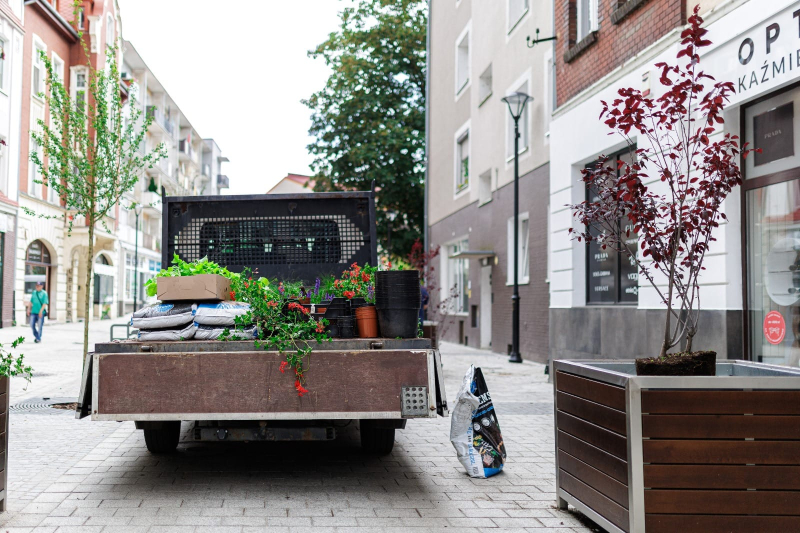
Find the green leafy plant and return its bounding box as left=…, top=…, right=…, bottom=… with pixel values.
left=26, top=2, right=167, bottom=363
left=0, top=338, right=32, bottom=383
left=145, top=253, right=239, bottom=297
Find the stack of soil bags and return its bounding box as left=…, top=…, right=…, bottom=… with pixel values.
left=193, top=301, right=256, bottom=340
left=131, top=303, right=197, bottom=341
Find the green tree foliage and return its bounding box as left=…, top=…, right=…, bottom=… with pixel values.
left=28, top=35, right=165, bottom=362
left=304, top=0, right=426, bottom=259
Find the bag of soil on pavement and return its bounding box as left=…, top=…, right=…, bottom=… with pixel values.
left=193, top=301, right=251, bottom=326
left=450, top=365, right=506, bottom=478
left=193, top=323, right=258, bottom=340
left=137, top=323, right=196, bottom=342
left=131, top=302, right=196, bottom=329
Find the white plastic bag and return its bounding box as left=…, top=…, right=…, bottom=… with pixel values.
left=131, top=303, right=196, bottom=329
left=193, top=301, right=251, bottom=326
left=449, top=365, right=506, bottom=478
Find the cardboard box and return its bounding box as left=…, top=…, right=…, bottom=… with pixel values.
left=157, top=275, right=232, bottom=302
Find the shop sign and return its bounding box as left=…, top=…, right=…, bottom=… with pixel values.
left=763, top=310, right=786, bottom=345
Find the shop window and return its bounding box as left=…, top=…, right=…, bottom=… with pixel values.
left=24, top=240, right=51, bottom=297
left=507, top=213, right=530, bottom=285
left=585, top=148, right=639, bottom=305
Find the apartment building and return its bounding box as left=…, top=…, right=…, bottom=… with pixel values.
left=427, top=0, right=554, bottom=362
left=15, top=0, right=121, bottom=326
left=0, top=0, right=24, bottom=328
left=548, top=0, right=800, bottom=365
left=117, top=40, right=230, bottom=314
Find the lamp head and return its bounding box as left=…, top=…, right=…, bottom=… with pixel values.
left=501, top=91, right=533, bottom=120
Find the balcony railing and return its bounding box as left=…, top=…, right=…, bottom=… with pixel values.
left=146, top=106, right=174, bottom=135
left=217, top=174, right=230, bottom=189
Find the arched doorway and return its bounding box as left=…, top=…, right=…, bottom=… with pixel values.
left=25, top=240, right=53, bottom=318
left=94, top=253, right=115, bottom=319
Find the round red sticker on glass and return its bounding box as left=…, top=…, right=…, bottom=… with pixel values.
left=764, top=311, right=786, bottom=345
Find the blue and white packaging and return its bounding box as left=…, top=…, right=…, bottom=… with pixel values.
left=193, top=301, right=251, bottom=326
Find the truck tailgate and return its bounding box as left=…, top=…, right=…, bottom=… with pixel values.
left=88, top=348, right=445, bottom=421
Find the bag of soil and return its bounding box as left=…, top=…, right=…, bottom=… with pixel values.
left=193, top=301, right=251, bottom=326
left=193, top=323, right=258, bottom=340
left=137, top=323, right=196, bottom=342
left=131, top=303, right=196, bottom=329
left=449, top=365, right=506, bottom=478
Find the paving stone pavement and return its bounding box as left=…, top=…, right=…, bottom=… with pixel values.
left=0, top=328, right=599, bottom=533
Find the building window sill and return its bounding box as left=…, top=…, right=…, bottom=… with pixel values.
left=611, top=0, right=648, bottom=25
left=479, top=197, right=492, bottom=207
left=564, top=31, right=598, bottom=64
left=478, top=91, right=492, bottom=108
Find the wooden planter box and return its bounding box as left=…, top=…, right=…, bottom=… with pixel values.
left=553, top=360, right=800, bottom=533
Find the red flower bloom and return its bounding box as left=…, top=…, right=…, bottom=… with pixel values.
left=267, top=300, right=278, bottom=308
left=361, top=272, right=370, bottom=283
left=288, top=302, right=310, bottom=315
left=229, top=291, right=236, bottom=300
left=279, top=361, right=289, bottom=373
left=315, top=321, right=325, bottom=333
left=295, top=379, right=309, bottom=397
left=343, top=290, right=355, bottom=299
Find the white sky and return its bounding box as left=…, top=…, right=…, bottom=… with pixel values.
left=118, top=0, right=348, bottom=195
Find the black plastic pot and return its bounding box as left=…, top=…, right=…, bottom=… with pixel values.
left=324, top=298, right=351, bottom=320
left=376, top=308, right=419, bottom=338
left=338, top=316, right=355, bottom=339
left=326, top=318, right=340, bottom=338
left=375, top=271, right=422, bottom=310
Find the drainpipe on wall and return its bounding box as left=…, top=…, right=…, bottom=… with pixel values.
left=423, top=0, right=431, bottom=284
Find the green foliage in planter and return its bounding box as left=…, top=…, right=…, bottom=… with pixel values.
left=145, top=253, right=240, bottom=297
left=0, top=338, right=32, bottom=382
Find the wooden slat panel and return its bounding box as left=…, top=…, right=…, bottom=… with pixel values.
left=0, top=414, right=6, bottom=434
left=559, top=450, right=628, bottom=507
left=0, top=393, right=6, bottom=415
left=644, top=464, right=800, bottom=490
left=557, top=411, right=627, bottom=459
left=641, top=390, right=800, bottom=414
left=556, top=372, right=625, bottom=410
left=558, top=431, right=628, bottom=484
left=643, top=440, right=800, bottom=464
left=557, top=391, right=627, bottom=435
left=0, top=377, right=7, bottom=396
left=645, top=489, right=800, bottom=515
left=643, top=414, right=800, bottom=439
left=645, top=515, right=800, bottom=533
left=560, top=470, right=629, bottom=532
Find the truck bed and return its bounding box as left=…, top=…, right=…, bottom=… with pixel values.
left=78, top=339, right=447, bottom=421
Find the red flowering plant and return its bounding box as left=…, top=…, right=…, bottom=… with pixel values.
left=227, top=268, right=329, bottom=396
left=331, top=262, right=377, bottom=303
left=568, top=6, right=756, bottom=360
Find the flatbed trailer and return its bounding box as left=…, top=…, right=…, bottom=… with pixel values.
left=77, top=338, right=447, bottom=454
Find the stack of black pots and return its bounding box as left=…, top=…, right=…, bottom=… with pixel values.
left=323, top=298, right=349, bottom=338
left=375, top=271, right=421, bottom=338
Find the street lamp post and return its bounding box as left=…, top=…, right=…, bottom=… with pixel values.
left=501, top=91, right=533, bottom=364
left=132, top=204, right=144, bottom=312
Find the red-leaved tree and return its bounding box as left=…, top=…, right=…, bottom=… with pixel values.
left=569, top=6, right=756, bottom=358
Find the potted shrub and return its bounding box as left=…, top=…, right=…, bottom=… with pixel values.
left=0, top=337, right=32, bottom=512
left=569, top=6, right=754, bottom=376
left=554, top=10, right=800, bottom=532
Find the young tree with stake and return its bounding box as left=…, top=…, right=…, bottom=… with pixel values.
left=27, top=19, right=166, bottom=363
left=569, top=7, right=756, bottom=367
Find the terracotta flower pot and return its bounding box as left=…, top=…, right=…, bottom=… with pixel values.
left=355, top=305, right=379, bottom=338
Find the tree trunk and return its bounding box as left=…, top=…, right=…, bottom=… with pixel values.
left=83, top=222, right=94, bottom=365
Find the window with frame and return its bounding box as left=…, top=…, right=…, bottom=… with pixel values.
left=448, top=238, right=469, bottom=314
left=508, top=0, right=529, bottom=32
left=29, top=103, right=44, bottom=197
left=478, top=64, right=492, bottom=105
left=71, top=66, right=87, bottom=113
left=478, top=170, right=492, bottom=205
left=456, top=27, right=470, bottom=94
left=32, top=42, right=45, bottom=98
left=456, top=131, right=469, bottom=194
left=106, top=15, right=116, bottom=47
left=507, top=213, right=530, bottom=284
left=585, top=148, right=639, bottom=304
left=577, top=0, right=598, bottom=42
left=506, top=79, right=531, bottom=159
left=77, top=9, right=85, bottom=30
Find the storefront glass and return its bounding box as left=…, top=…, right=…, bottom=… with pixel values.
left=747, top=180, right=800, bottom=366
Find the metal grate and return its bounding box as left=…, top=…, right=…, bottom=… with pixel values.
left=164, top=192, right=377, bottom=283
left=401, top=386, right=429, bottom=417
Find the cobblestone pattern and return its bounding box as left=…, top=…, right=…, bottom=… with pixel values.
left=0, top=338, right=596, bottom=532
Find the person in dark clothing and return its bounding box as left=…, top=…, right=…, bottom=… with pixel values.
left=419, top=285, right=429, bottom=325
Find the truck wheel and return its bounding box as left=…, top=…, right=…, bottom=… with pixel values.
left=360, top=420, right=395, bottom=455
left=143, top=421, right=181, bottom=454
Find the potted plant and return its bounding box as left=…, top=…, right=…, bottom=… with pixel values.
left=569, top=6, right=754, bottom=376
left=0, top=338, right=32, bottom=512
left=554, top=10, right=800, bottom=532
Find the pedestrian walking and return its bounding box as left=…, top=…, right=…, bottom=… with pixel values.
left=30, top=282, right=48, bottom=343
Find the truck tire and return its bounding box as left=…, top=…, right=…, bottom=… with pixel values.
left=360, top=420, right=395, bottom=455
left=143, top=421, right=181, bottom=454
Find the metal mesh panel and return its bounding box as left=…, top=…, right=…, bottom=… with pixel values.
left=164, top=193, right=376, bottom=282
